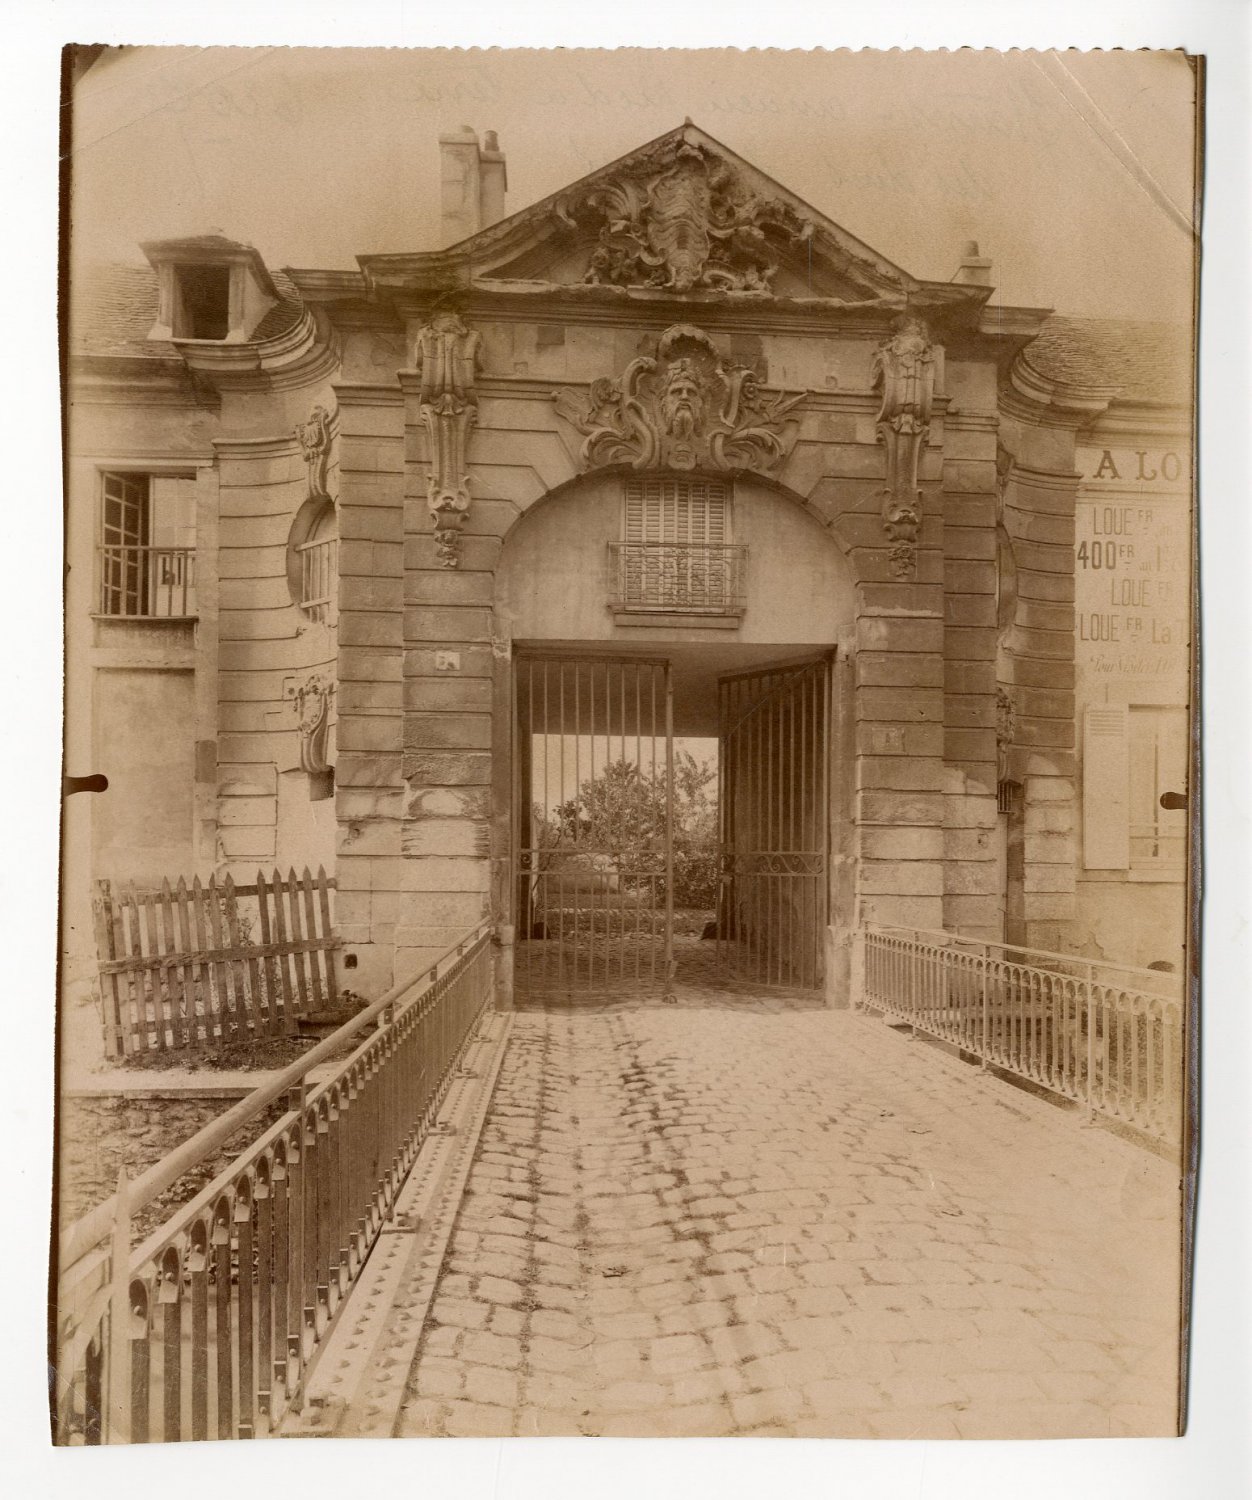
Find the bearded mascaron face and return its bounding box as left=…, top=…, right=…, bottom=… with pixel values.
left=662, top=367, right=703, bottom=434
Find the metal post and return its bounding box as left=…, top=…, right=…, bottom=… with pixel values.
left=980, top=942, right=989, bottom=1070
left=1084, top=959, right=1096, bottom=1124
left=105, top=1165, right=132, bottom=1445
left=663, top=662, right=676, bottom=1002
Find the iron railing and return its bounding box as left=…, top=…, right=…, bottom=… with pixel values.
left=858, top=926, right=1183, bottom=1148
left=97, top=545, right=197, bottom=619
left=297, top=535, right=336, bottom=624
left=53, top=921, right=494, bottom=1444
left=609, top=541, right=746, bottom=614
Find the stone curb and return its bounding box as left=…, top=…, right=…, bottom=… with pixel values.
left=279, top=1010, right=514, bottom=1439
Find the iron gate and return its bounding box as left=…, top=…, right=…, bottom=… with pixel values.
left=514, top=655, right=675, bottom=1000
left=717, top=656, right=831, bottom=989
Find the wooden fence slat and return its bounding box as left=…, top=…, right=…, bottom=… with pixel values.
left=205, top=877, right=233, bottom=1045
left=286, top=868, right=312, bottom=1017
left=92, top=882, right=123, bottom=1059
left=253, top=870, right=280, bottom=1037
left=301, top=868, right=324, bottom=1009
left=160, top=879, right=189, bottom=1050
left=174, top=878, right=198, bottom=1048
left=111, top=887, right=139, bottom=1057
left=190, top=877, right=212, bottom=1046
left=269, top=870, right=297, bottom=1031
left=317, top=867, right=338, bottom=1007
left=123, top=888, right=158, bottom=1055
left=141, top=887, right=173, bottom=1051
left=224, top=876, right=252, bottom=1044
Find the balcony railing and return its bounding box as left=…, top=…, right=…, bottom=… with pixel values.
left=609, top=541, right=746, bottom=614
left=857, top=926, right=1185, bottom=1149
left=98, top=545, right=197, bottom=619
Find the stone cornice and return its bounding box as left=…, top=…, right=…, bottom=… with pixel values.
left=68, top=354, right=218, bottom=410
left=1077, top=400, right=1193, bottom=442
left=1000, top=353, right=1119, bottom=429
left=169, top=306, right=341, bottom=394
left=211, top=433, right=304, bottom=460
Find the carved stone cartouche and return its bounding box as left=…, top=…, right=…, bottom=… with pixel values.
left=295, top=404, right=334, bottom=499
left=294, top=675, right=335, bottom=775
left=568, top=139, right=811, bottom=295
left=552, top=324, right=803, bottom=476
left=871, top=315, right=936, bottom=579
left=413, top=312, right=482, bottom=568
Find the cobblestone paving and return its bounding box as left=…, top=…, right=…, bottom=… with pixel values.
left=395, top=989, right=1181, bottom=1440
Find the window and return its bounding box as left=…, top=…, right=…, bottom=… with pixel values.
left=173, top=263, right=232, bottom=340
left=297, top=501, right=338, bottom=624
left=612, top=476, right=745, bottom=614
left=1082, top=703, right=1187, bottom=875
left=97, top=472, right=197, bottom=618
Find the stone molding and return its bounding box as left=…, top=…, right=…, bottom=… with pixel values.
left=872, top=316, right=936, bottom=579
left=551, top=323, right=803, bottom=475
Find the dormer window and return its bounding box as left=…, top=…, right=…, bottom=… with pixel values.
left=173, top=263, right=231, bottom=340
left=142, top=234, right=278, bottom=344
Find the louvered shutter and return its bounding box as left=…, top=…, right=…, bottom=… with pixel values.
left=623, top=476, right=729, bottom=543
left=1083, top=705, right=1130, bottom=869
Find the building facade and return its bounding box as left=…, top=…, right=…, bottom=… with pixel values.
left=63, top=123, right=1194, bottom=1015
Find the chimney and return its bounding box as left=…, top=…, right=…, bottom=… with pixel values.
left=954, top=239, right=993, bottom=287
left=439, top=126, right=508, bottom=246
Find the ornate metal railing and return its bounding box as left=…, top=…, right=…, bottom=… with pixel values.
left=857, top=926, right=1184, bottom=1148
left=609, top=541, right=746, bottom=613
left=53, top=921, right=494, bottom=1444
left=98, top=545, right=197, bottom=618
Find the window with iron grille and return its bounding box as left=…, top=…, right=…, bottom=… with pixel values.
left=613, top=476, right=744, bottom=613
left=97, top=472, right=197, bottom=618
left=297, top=501, right=338, bottom=625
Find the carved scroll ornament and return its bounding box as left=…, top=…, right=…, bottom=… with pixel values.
left=871, top=316, right=936, bottom=580
left=565, top=139, right=812, bottom=295
left=294, top=676, right=335, bottom=775
left=413, top=312, right=482, bottom=568
left=552, top=324, right=803, bottom=475
left=295, top=404, right=334, bottom=500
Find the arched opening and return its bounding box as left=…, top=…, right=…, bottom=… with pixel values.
left=496, top=470, right=856, bottom=1004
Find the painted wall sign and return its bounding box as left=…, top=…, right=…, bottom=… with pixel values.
left=1074, top=496, right=1190, bottom=686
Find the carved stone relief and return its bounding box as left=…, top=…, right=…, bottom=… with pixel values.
left=413, top=312, right=482, bottom=568
left=560, top=139, right=812, bottom=294
left=871, top=316, right=936, bottom=579
left=293, top=675, right=335, bottom=775
left=295, top=404, right=334, bottom=500
left=552, top=324, right=803, bottom=475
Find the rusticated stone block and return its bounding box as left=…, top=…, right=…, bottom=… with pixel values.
left=404, top=712, right=493, bottom=750
left=406, top=785, right=491, bottom=820
left=402, top=750, right=492, bottom=786
left=401, top=819, right=491, bottom=858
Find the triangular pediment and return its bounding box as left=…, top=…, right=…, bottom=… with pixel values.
left=362, top=123, right=931, bottom=309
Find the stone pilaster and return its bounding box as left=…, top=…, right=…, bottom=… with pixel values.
left=333, top=388, right=407, bottom=994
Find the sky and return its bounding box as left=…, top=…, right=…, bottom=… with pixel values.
left=68, top=47, right=1198, bottom=321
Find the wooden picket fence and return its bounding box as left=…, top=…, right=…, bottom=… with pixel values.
left=92, top=868, right=339, bottom=1059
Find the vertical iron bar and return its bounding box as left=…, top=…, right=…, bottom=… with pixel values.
left=664, top=662, right=675, bottom=1001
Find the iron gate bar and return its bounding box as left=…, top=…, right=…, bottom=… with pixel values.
left=716, top=654, right=831, bottom=991
left=514, top=654, right=674, bottom=1001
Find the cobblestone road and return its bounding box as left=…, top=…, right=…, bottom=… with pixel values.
left=395, top=994, right=1182, bottom=1439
